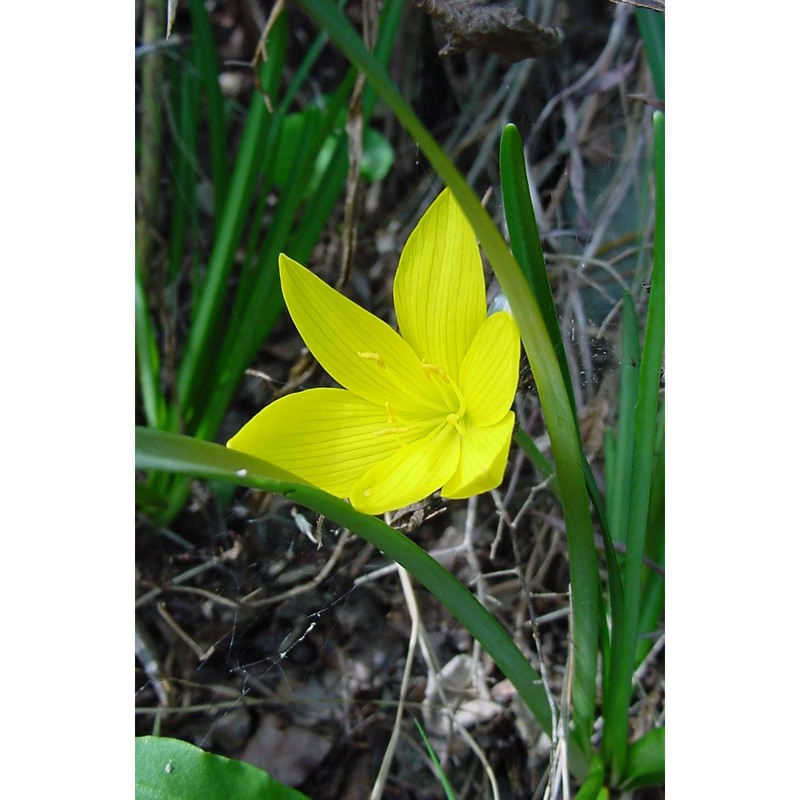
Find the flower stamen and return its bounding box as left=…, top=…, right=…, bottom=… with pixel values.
left=421, top=362, right=450, bottom=382
left=374, top=425, right=410, bottom=436
left=358, top=351, right=386, bottom=369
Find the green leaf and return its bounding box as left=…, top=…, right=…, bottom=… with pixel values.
left=620, top=726, right=665, bottom=790
left=361, top=127, right=395, bottom=181
left=499, top=124, right=563, bottom=377
left=606, top=293, right=640, bottom=549
left=135, top=258, right=166, bottom=430
left=573, top=753, right=606, bottom=799
left=635, top=7, right=665, bottom=102
left=414, top=720, right=457, bottom=800
left=135, top=736, right=311, bottom=800
left=135, top=428, right=554, bottom=735
left=602, top=111, right=665, bottom=783
left=274, top=108, right=394, bottom=190
left=187, top=0, right=229, bottom=218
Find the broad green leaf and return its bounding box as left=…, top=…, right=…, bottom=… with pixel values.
left=620, top=726, right=665, bottom=790
left=135, top=736, right=310, bottom=800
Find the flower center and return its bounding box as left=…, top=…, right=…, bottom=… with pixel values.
left=446, top=411, right=465, bottom=435
left=421, top=361, right=466, bottom=433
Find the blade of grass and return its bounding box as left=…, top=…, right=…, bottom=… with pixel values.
left=512, top=427, right=554, bottom=484
left=500, top=123, right=616, bottom=568
left=414, top=720, right=457, bottom=800
left=136, top=427, right=555, bottom=735
left=635, top=7, right=665, bottom=102
left=135, top=258, right=167, bottom=430
left=293, top=0, right=599, bottom=753
left=167, top=45, right=202, bottom=284
left=136, top=0, right=165, bottom=282
left=635, top=402, right=664, bottom=665
left=176, top=12, right=289, bottom=428
left=499, top=124, right=564, bottom=374
left=607, top=292, right=640, bottom=548
left=187, top=0, right=230, bottom=217
left=602, top=111, right=664, bottom=784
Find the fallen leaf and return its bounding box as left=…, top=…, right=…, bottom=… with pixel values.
left=416, top=0, right=563, bottom=62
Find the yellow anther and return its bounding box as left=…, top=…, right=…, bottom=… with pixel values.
left=421, top=362, right=449, bottom=382
left=358, top=351, right=386, bottom=369
left=374, top=426, right=410, bottom=436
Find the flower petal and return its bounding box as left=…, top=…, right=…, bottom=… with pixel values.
left=441, top=411, right=515, bottom=499
left=227, top=388, right=422, bottom=497
left=460, top=312, right=520, bottom=427
left=279, top=255, right=444, bottom=413
left=349, top=423, right=460, bottom=514
left=394, top=189, right=486, bottom=384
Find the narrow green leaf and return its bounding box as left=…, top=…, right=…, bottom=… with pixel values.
left=512, top=426, right=554, bottom=483
left=603, top=111, right=665, bottom=783
left=167, top=44, right=201, bottom=284
left=635, top=8, right=665, bottom=102
left=187, top=0, right=229, bottom=216
left=136, top=428, right=554, bottom=734
left=501, top=123, right=628, bottom=754
left=607, top=292, right=640, bottom=548
left=135, top=259, right=166, bottom=430
left=499, top=124, right=612, bottom=538
left=499, top=124, right=562, bottom=369
left=415, top=720, right=457, bottom=800
left=635, top=402, right=665, bottom=664
left=135, top=736, right=310, bottom=800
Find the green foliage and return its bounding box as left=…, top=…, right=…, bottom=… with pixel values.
left=601, top=111, right=665, bottom=785
left=135, top=736, right=310, bottom=800
left=273, top=99, right=395, bottom=193
left=636, top=7, right=665, bottom=101
left=619, top=725, right=666, bottom=790
left=135, top=0, right=403, bottom=521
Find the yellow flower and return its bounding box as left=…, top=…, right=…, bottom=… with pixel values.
left=227, top=189, right=520, bottom=515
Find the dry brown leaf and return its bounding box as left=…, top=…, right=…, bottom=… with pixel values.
left=416, top=0, right=563, bottom=62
